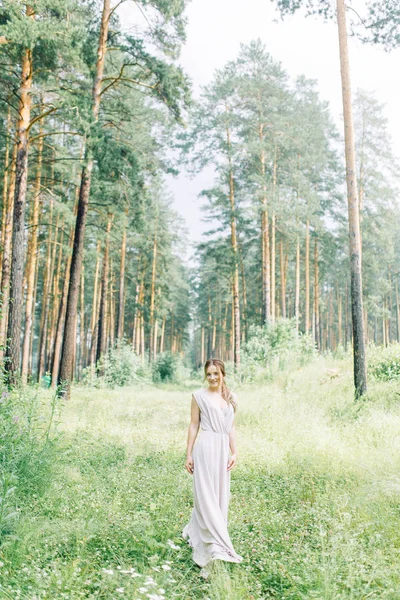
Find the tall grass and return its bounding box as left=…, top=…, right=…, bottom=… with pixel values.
left=2, top=356, right=400, bottom=598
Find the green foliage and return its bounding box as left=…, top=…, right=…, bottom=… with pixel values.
left=238, top=319, right=316, bottom=382
left=4, top=363, right=400, bottom=597
left=83, top=342, right=149, bottom=388
left=360, top=0, right=400, bottom=49
left=0, top=384, right=60, bottom=536
left=368, top=344, right=400, bottom=382
left=152, top=351, right=182, bottom=383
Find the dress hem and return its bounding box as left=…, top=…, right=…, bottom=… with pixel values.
left=182, top=527, right=243, bottom=568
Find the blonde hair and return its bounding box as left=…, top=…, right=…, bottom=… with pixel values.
left=204, top=358, right=237, bottom=412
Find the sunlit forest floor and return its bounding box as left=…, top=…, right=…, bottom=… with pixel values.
left=3, top=356, right=400, bottom=599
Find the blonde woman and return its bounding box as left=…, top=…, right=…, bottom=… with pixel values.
left=183, top=358, right=242, bottom=576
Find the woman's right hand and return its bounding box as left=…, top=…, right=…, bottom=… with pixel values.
left=185, top=455, right=194, bottom=475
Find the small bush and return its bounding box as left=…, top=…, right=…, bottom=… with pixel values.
left=368, top=343, right=400, bottom=382
left=152, top=351, right=179, bottom=383
left=82, top=342, right=149, bottom=388
left=237, top=319, right=316, bottom=383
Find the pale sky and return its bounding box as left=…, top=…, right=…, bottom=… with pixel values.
left=118, top=0, right=400, bottom=243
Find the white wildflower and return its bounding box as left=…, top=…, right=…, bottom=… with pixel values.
left=138, top=588, right=148, bottom=594
left=161, top=565, right=171, bottom=571
left=167, top=540, right=180, bottom=550
left=115, top=588, right=124, bottom=594
left=152, top=567, right=160, bottom=572
left=102, top=568, right=114, bottom=576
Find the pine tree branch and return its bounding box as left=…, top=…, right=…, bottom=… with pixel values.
left=27, top=107, right=58, bottom=131
left=29, top=131, right=83, bottom=143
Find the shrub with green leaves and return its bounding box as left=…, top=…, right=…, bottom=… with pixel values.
left=368, top=343, right=400, bottom=381
left=238, top=319, right=316, bottom=383
left=82, top=342, right=149, bottom=388
left=152, top=351, right=180, bottom=383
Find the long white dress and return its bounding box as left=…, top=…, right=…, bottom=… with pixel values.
left=182, top=388, right=243, bottom=568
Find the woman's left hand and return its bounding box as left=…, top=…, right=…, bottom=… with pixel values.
left=227, top=454, right=237, bottom=471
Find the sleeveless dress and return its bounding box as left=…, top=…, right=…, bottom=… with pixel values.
left=182, top=388, right=243, bottom=568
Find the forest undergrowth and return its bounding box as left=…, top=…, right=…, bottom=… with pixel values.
left=2, top=356, right=400, bottom=599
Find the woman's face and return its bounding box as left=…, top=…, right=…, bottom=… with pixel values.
left=206, top=364, right=221, bottom=389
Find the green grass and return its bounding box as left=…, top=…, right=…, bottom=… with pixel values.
left=3, top=357, right=400, bottom=598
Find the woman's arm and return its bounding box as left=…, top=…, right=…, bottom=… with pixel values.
left=185, top=395, right=200, bottom=475
left=227, top=421, right=237, bottom=471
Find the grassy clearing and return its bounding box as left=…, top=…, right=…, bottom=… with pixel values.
left=2, top=356, right=400, bottom=598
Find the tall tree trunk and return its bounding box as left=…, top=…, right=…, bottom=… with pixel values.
left=271, top=151, right=277, bottom=323
left=108, top=261, right=115, bottom=351
left=96, top=217, right=112, bottom=370
left=260, top=140, right=271, bottom=323
left=226, top=115, right=240, bottom=366
left=396, top=279, right=400, bottom=343
left=337, top=282, right=343, bottom=346
left=160, top=315, right=166, bottom=354
left=5, top=12, right=34, bottom=383
left=280, top=240, right=287, bottom=318
left=239, top=245, right=247, bottom=341
left=149, top=224, right=158, bottom=363
left=207, top=295, right=212, bottom=358
left=305, top=220, right=310, bottom=334
left=51, top=248, right=72, bottom=387
left=89, top=240, right=101, bottom=365
left=0, top=106, right=12, bottom=290
left=116, top=219, right=127, bottom=341
left=37, top=203, right=55, bottom=380
left=271, top=213, right=276, bottom=323
left=337, top=0, right=367, bottom=397
left=21, top=132, right=43, bottom=382
left=295, top=237, right=300, bottom=333
left=79, top=264, right=85, bottom=375
left=200, top=326, right=205, bottom=365
left=47, top=219, right=64, bottom=372
left=0, top=143, right=17, bottom=360
left=59, top=0, right=111, bottom=395
left=314, top=239, right=320, bottom=351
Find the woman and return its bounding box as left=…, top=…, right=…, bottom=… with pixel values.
left=183, top=358, right=242, bottom=576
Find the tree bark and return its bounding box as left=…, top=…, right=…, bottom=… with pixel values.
left=0, top=142, right=17, bottom=360
left=96, top=217, right=112, bottom=370
left=271, top=213, right=276, bottom=323
left=5, top=8, right=34, bottom=384
left=305, top=220, right=310, bottom=334
left=21, top=130, right=43, bottom=383
left=280, top=240, right=287, bottom=319
left=336, top=0, right=367, bottom=397
left=337, top=282, right=343, bottom=346
left=239, top=245, right=247, bottom=341
left=116, top=219, right=127, bottom=341
left=160, top=315, right=166, bottom=354
left=260, top=133, right=271, bottom=324
left=226, top=115, right=240, bottom=366
left=49, top=220, right=65, bottom=360
left=37, top=204, right=55, bottom=380
left=51, top=246, right=72, bottom=387
left=149, top=224, right=158, bottom=363
left=295, top=237, right=300, bottom=333
left=314, top=239, right=320, bottom=350
left=396, top=279, right=400, bottom=343
left=58, top=0, right=111, bottom=396
left=0, top=106, right=12, bottom=291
